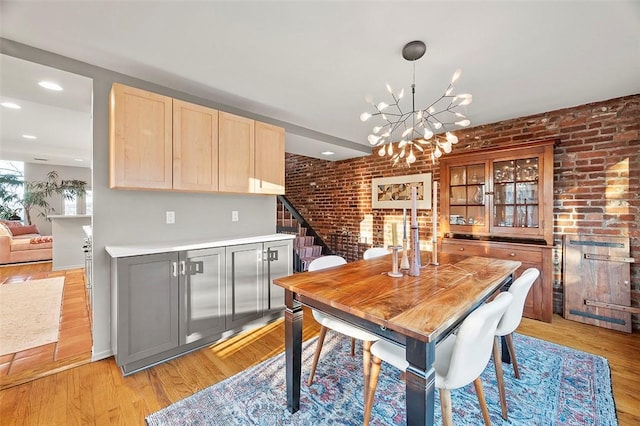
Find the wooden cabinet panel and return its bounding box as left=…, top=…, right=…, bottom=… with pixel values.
left=254, top=121, right=285, bottom=194
left=173, top=100, right=219, bottom=192
left=219, top=112, right=255, bottom=193
left=110, top=83, right=173, bottom=190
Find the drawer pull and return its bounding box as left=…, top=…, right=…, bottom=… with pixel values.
left=509, top=252, right=516, bottom=257
left=459, top=247, right=465, bottom=252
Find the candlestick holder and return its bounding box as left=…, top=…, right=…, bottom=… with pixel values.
left=387, top=245, right=403, bottom=277
left=431, top=236, right=439, bottom=266
left=409, top=226, right=421, bottom=276
left=401, top=238, right=410, bottom=270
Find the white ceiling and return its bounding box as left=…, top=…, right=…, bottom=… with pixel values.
left=1, top=1, right=639, bottom=165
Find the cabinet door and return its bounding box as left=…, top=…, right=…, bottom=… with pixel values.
left=254, top=122, right=285, bottom=194
left=116, top=252, right=179, bottom=366
left=446, top=162, right=490, bottom=233
left=264, top=240, right=292, bottom=314
left=179, top=247, right=226, bottom=344
left=219, top=112, right=255, bottom=193
left=491, top=155, right=544, bottom=239
left=110, top=83, right=173, bottom=190
left=225, top=243, right=263, bottom=328
left=173, top=100, right=219, bottom=192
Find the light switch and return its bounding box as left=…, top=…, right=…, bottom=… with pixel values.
left=232, top=211, right=239, bottom=222
left=166, top=211, right=175, bottom=224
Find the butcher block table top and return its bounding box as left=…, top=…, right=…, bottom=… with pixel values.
left=274, top=252, right=522, bottom=343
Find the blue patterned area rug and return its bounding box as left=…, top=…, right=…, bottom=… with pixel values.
left=146, top=332, right=617, bottom=425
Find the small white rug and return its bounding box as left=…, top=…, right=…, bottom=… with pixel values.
left=0, top=277, right=65, bottom=356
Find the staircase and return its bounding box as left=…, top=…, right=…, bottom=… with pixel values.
left=276, top=196, right=329, bottom=272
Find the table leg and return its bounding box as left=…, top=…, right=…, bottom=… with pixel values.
left=501, top=336, right=511, bottom=364
left=405, top=337, right=437, bottom=426
left=285, top=291, right=303, bottom=413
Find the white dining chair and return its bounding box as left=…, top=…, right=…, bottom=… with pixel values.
left=363, top=292, right=514, bottom=426
left=363, top=247, right=390, bottom=260
left=492, top=267, right=540, bottom=420
left=306, top=255, right=379, bottom=400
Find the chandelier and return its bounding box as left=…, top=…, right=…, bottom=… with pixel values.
left=360, top=40, right=472, bottom=166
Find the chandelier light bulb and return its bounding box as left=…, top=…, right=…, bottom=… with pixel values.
left=455, top=112, right=466, bottom=118
left=445, top=87, right=454, bottom=96
left=399, top=149, right=406, bottom=158
left=428, top=106, right=436, bottom=114
left=360, top=112, right=372, bottom=122
left=434, top=147, right=443, bottom=158
left=451, top=69, right=462, bottom=83
left=387, top=144, right=394, bottom=155
left=377, top=102, right=389, bottom=111
left=401, top=127, right=413, bottom=138
left=398, top=139, right=408, bottom=148
left=368, top=135, right=381, bottom=145
left=424, top=129, right=434, bottom=139
left=378, top=146, right=386, bottom=156
left=386, top=83, right=393, bottom=94
left=433, top=122, right=443, bottom=130
left=446, top=132, right=459, bottom=144
left=382, top=130, right=391, bottom=138
left=458, top=94, right=472, bottom=105
left=372, top=126, right=383, bottom=134
left=407, top=150, right=416, bottom=164
left=443, top=141, right=453, bottom=153
left=398, top=88, right=405, bottom=99
left=455, top=119, right=471, bottom=127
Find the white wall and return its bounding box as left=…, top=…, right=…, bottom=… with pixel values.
left=1, top=39, right=278, bottom=360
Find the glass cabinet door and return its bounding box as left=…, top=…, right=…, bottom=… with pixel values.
left=493, top=157, right=539, bottom=229
left=448, top=163, right=486, bottom=227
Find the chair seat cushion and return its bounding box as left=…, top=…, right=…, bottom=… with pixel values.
left=312, top=310, right=379, bottom=342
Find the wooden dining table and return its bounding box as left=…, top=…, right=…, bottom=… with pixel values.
left=273, top=251, right=521, bottom=425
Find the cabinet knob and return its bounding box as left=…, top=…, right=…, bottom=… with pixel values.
left=509, top=252, right=516, bottom=257
left=459, top=247, right=465, bottom=252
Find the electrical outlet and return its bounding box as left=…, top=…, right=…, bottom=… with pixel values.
left=166, top=211, right=175, bottom=224
left=232, top=211, right=239, bottom=222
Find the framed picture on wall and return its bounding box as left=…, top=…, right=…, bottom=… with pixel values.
left=371, top=173, right=432, bottom=209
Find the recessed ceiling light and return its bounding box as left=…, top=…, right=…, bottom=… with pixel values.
left=38, top=81, right=63, bottom=91
left=1, top=102, right=21, bottom=109
left=321, top=151, right=335, bottom=156
left=22, top=134, right=37, bottom=140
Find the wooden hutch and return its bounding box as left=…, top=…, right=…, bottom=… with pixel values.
left=439, top=139, right=555, bottom=322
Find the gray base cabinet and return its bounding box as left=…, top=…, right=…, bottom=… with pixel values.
left=115, top=252, right=179, bottom=366
left=111, top=238, right=292, bottom=375
left=180, top=247, right=226, bottom=345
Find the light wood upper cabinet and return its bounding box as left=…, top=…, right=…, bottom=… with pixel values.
left=218, top=112, right=255, bottom=193
left=254, top=121, right=285, bottom=195
left=110, top=83, right=173, bottom=190
left=110, top=84, right=285, bottom=195
left=173, top=100, right=219, bottom=192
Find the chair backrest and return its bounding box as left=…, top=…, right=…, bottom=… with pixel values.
left=443, top=292, right=513, bottom=389
left=363, top=247, right=390, bottom=260
left=308, top=255, right=347, bottom=272
left=495, top=268, right=540, bottom=336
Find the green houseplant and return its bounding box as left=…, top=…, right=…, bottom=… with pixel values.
left=0, top=170, right=87, bottom=225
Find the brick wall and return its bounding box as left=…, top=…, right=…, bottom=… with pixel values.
left=285, top=94, right=640, bottom=330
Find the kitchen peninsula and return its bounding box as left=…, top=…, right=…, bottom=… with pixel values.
left=49, top=214, right=92, bottom=271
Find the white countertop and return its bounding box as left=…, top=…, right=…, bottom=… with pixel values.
left=105, top=233, right=296, bottom=258
left=48, top=214, right=92, bottom=219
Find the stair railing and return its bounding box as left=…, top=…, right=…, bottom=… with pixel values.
left=277, top=195, right=332, bottom=272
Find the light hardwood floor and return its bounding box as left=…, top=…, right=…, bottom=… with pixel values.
left=0, top=262, right=92, bottom=390
left=0, top=305, right=637, bottom=425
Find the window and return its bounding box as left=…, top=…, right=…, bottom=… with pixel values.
left=0, top=161, right=24, bottom=220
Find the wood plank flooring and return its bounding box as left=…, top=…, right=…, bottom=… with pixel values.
left=0, top=302, right=637, bottom=424
left=0, top=262, right=92, bottom=390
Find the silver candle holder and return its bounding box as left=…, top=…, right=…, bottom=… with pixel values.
left=409, top=226, right=421, bottom=276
